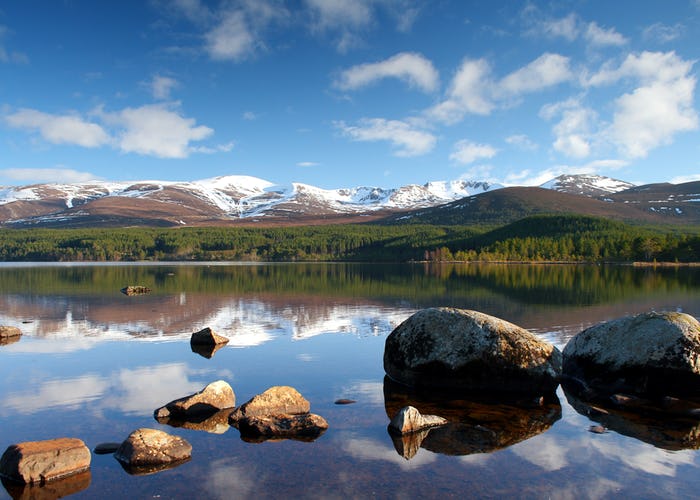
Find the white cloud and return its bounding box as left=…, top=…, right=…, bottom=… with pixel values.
left=498, top=53, right=573, bottom=96
left=335, top=52, right=439, bottom=93
left=584, top=22, right=627, bottom=46
left=426, top=58, right=494, bottom=124
left=642, top=23, right=684, bottom=43
left=336, top=118, right=436, bottom=157
left=590, top=51, right=698, bottom=158
left=5, top=108, right=110, bottom=148
left=506, top=134, right=538, bottom=151
left=450, top=140, right=497, bottom=165
left=297, top=161, right=320, bottom=167
left=541, top=98, right=598, bottom=159
left=524, top=12, right=579, bottom=41
left=102, top=103, right=214, bottom=158
left=671, top=174, right=700, bottom=184
left=242, top=111, right=258, bottom=120
left=0, top=167, right=101, bottom=184
left=150, top=75, right=179, bottom=100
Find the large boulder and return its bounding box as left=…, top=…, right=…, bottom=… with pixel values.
left=383, top=308, right=562, bottom=394
left=114, top=428, right=191, bottom=469
left=0, top=438, right=91, bottom=484
left=154, top=380, right=235, bottom=419
left=562, top=311, right=700, bottom=397
left=229, top=386, right=310, bottom=423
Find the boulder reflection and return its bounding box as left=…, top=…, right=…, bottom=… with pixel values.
left=155, top=408, right=233, bottom=434
left=2, top=469, right=91, bottom=500
left=563, top=385, right=700, bottom=451
left=383, top=377, right=561, bottom=459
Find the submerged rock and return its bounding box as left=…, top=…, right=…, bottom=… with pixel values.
left=120, top=285, right=151, bottom=296
left=154, top=380, right=235, bottom=419
left=229, top=386, right=310, bottom=423
left=114, top=428, right=191, bottom=469
left=0, top=438, right=91, bottom=484
left=384, top=308, right=562, bottom=394
left=388, top=406, right=447, bottom=435
left=562, top=311, right=700, bottom=397
left=238, top=413, right=329, bottom=442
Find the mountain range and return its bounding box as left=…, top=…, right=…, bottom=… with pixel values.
left=1, top=173, right=698, bottom=228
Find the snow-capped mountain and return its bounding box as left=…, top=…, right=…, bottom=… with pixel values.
left=0, top=175, right=500, bottom=227
left=540, top=174, right=635, bottom=197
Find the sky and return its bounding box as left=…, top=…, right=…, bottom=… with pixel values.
left=1, top=0, right=699, bottom=190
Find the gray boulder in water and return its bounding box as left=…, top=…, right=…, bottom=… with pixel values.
left=383, top=308, right=562, bottom=395
left=562, top=311, right=700, bottom=397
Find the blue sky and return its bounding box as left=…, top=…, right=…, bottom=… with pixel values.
left=1, top=0, right=699, bottom=189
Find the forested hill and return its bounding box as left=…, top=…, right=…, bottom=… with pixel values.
left=0, top=215, right=698, bottom=263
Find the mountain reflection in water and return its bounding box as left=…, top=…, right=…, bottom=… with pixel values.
left=1, top=263, right=700, bottom=498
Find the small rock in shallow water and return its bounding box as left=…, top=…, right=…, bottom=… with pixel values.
left=238, top=413, right=328, bottom=442
left=154, top=380, right=235, bottom=419
left=120, top=285, right=151, bottom=296
left=93, top=443, right=121, bottom=455
left=0, top=438, right=91, bottom=484
left=115, top=428, right=191, bottom=467
left=388, top=406, right=447, bottom=435
left=334, top=399, right=356, bottom=405
left=0, top=326, right=21, bottom=339
left=588, top=425, right=607, bottom=434
left=229, top=386, right=310, bottom=423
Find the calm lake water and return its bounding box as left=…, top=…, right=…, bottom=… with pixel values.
left=1, top=262, right=700, bottom=499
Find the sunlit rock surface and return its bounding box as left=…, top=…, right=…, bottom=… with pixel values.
left=563, top=311, right=700, bottom=397
left=0, top=438, right=90, bottom=484
left=154, top=380, right=235, bottom=419
left=384, top=308, right=562, bottom=394
left=229, top=386, right=310, bottom=423
left=114, top=428, right=191, bottom=473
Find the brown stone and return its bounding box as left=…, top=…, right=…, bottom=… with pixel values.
left=190, top=327, right=229, bottom=346
left=229, top=386, right=310, bottom=423
left=238, top=413, right=328, bottom=442
left=120, top=285, right=151, bottom=296
left=114, top=428, right=191, bottom=467
left=388, top=406, right=447, bottom=435
left=154, top=380, right=235, bottom=419
left=0, top=326, right=21, bottom=340
left=0, top=438, right=91, bottom=485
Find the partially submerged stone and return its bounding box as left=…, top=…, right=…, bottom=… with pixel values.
left=154, top=380, right=235, bottom=419
left=238, top=413, right=328, bottom=442
left=120, top=285, right=151, bottom=296
left=229, top=386, right=310, bottom=423
left=190, top=327, right=229, bottom=346
left=0, top=438, right=91, bottom=485
left=0, top=326, right=21, bottom=340
left=388, top=406, right=447, bottom=435
left=157, top=408, right=233, bottom=435
left=384, top=308, right=562, bottom=394
left=562, top=311, right=700, bottom=397
left=114, top=428, right=191, bottom=468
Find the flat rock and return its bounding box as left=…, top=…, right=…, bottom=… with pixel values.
left=0, top=438, right=91, bottom=485
left=120, top=285, right=151, bottom=296
left=562, top=311, right=700, bottom=397
left=229, top=386, right=310, bottom=423
left=190, top=327, right=229, bottom=346
left=114, top=428, right=191, bottom=467
left=388, top=406, right=447, bottom=435
left=237, top=413, right=328, bottom=442
left=154, top=380, right=235, bottom=419
left=0, top=326, right=21, bottom=339
left=384, top=308, right=562, bottom=394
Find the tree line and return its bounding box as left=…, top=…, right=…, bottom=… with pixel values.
left=0, top=215, right=698, bottom=263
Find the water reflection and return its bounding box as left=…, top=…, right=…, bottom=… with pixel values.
left=2, top=470, right=91, bottom=500
left=157, top=409, right=233, bottom=434
left=564, top=388, right=700, bottom=451
left=383, top=377, right=561, bottom=458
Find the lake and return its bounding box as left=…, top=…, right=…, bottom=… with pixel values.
left=1, top=262, right=699, bottom=499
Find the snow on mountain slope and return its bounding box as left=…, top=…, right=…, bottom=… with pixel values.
left=540, top=174, right=635, bottom=197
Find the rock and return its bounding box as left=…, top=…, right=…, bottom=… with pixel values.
left=237, top=413, right=328, bottom=442
left=0, top=438, right=91, bottom=485
left=93, top=443, right=121, bottom=455
left=190, top=342, right=226, bottom=359
left=388, top=406, right=447, bottom=435
left=154, top=380, right=235, bottom=419
left=120, top=285, right=151, bottom=296
left=114, top=428, right=191, bottom=468
left=384, top=308, right=562, bottom=394
left=334, top=399, right=356, bottom=405
left=190, top=327, right=229, bottom=346
left=229, top=386, right=310, bottom=423
left=562, top=311, right=700, bottom=397
left=0, top=326, right=21, bottom=339
left=588, top=425, right=607, bottom=434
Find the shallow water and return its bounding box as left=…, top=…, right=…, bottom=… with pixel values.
left=1, top=263, right=699, bottom=499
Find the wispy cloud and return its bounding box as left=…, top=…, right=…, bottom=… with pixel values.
left=642, top=22, right=685, bottom=43
left=149, top=75, right=179, bottom=100
left=450, top=140, right=497, bottom=165
left=584, top=21, right=627, bottom=47
left=505, top=134, right=538, bottom=151
left=335, top=52, right=439, bottom=93
left=297, top=161, right=320, bottom=167
left=5, top=108, right=110, bottom=148
left=335, top=118, right=436, bottom=157
left=0, top=167, right=101, bottom=184
left=0, top=24, right=29, bottom=64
